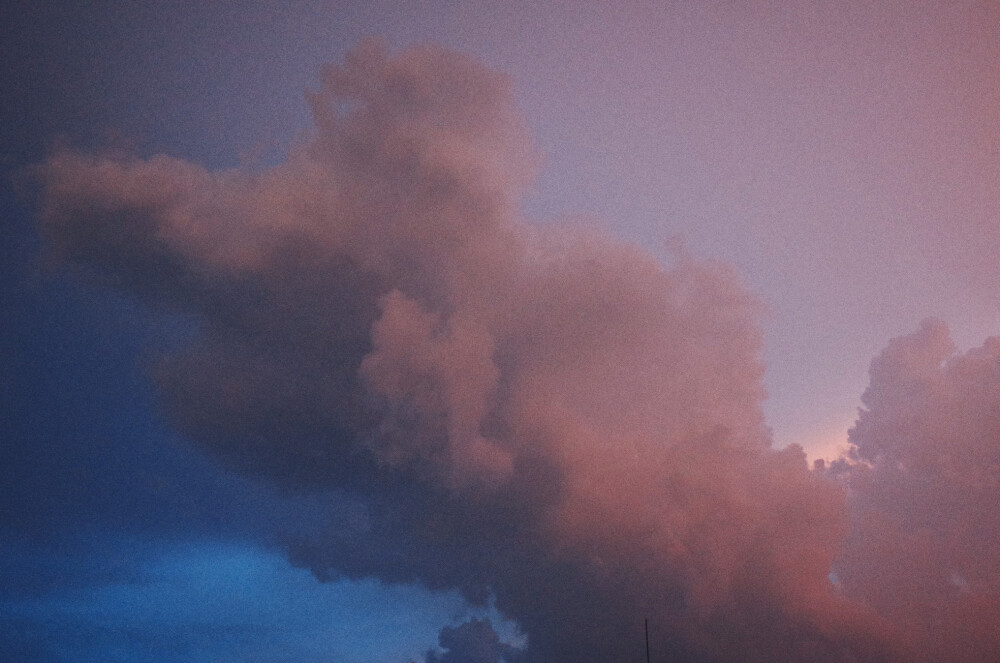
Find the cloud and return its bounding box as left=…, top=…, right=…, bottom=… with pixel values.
left=833, top=319, right=1000, bottom=662
left=35, top=39, right=906, bottom=661
left=426, top=618, right=524, bottom=663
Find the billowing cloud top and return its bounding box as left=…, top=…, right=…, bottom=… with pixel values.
left=33, top=40, right=999, bottom=662
left=834, top=319, right=1000, bottom=662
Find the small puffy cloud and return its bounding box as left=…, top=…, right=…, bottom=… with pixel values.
left=425, top=618, right=524, bottom=663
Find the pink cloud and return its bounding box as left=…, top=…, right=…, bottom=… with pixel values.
left=40, top=39, right=1000, bottom=662
left=836, top=319, right=1000, bottom=661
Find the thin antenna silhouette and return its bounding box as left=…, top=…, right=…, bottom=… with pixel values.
left=645, top=617, right=651, bottom=663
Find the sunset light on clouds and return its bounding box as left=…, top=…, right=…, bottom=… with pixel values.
left=3, top=2, right=1000, bottom=662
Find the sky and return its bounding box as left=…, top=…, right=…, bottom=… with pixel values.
left=3, top=1, right=1000, bottom=662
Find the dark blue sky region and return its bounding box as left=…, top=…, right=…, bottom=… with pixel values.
left=1, top=3, right=512, bottom=661
left=2, top=184, right=505, bottom=662
left=1, top=194, right=492, bottom=661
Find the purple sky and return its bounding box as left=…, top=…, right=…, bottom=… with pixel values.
left=4, top=2, right=1000, bottom=661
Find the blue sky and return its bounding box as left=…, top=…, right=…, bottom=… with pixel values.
left=2, top=538, right=512, bottom=663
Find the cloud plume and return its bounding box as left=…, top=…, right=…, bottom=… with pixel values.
left=35, top=39, right=996, bottom=662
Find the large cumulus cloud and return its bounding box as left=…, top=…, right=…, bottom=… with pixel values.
left=833, top=319, right=1000, bottom=662
left=36, top=40, right=908, bottom=661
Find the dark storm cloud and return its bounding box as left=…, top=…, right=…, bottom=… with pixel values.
left=35, top=39, right=982, bottom=662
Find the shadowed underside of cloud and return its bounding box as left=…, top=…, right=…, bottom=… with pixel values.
left=33, top=39, right=998, bottom=662
left=425, top=618, right=524, bottom=663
